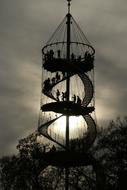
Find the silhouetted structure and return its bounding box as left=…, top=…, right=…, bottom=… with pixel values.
left=38, top=0, right=105, bottom=189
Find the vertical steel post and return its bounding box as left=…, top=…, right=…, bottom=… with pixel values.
left=65, top=1, right=71, bottom=189
left=66, top=12, right=71, bottom=150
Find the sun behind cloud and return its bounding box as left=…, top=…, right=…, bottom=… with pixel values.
left=49, top=115, right=87, bottom=139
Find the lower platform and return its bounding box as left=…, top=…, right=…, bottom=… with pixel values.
left=42, top=150, right=93, bottom=167
left=41, top=101, right=94, bottom=115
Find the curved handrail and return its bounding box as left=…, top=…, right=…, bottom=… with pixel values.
left=38, top=115, right=66, bottom=148
left=83, top=114, right=97, bottom=150
left=78, top=73, right=94, bottom=106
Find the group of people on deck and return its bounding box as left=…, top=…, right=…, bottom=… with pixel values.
left=44, top=49, right=61, bottom=61
left=56, top=90, right=82, bottom=104
left=71, top=51, right=94, bottom=63
left=44, top=49, right=94, bottom=63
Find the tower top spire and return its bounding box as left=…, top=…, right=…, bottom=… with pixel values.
left=67, top=0, right=71, bottom=14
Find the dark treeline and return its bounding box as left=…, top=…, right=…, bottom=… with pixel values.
left=0, top=116, right=127, bottom=190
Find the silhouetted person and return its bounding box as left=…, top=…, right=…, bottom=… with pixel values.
left=85, top=51, right=92, bottom=62
left=62, top=92, right=65, bottom=101
left=46, top=51, right=52, bottom=60
left=62, top=71, right=66, bottom=78
left=77, top=96, right=81, bottom=104
left=64, top=91, right=67, bottom=101
left=56, top=89, right=60, bottom=101
left=57, top=50, right=61, bottom=58
left=51, top=77, right=56, bottom=84
left=72, top=94, right=76, bottom=103
left=77, top=55, right=81, bottom=62
left=85, top=51, right=88, bottom=60
left=56, top=72, right=60, bottom=81
left=71, top=53, right=75, bottom=60
left=43, top=78, right=50, bottom=90
left=62, top=92, right=67, bottom=101
left=47, top=78, right=50, bottom=83
left=50, top=49, right=54, bottom=60
left=45, top=51, right=50, bottom=61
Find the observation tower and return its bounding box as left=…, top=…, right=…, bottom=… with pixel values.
left=38, top=0, right=99, bottom=189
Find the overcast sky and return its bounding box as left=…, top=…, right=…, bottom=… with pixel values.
left=0, top=0, right=127, bottom=156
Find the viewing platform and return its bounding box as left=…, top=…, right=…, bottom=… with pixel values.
left=42, top=42, right=95, bottom=73
left=41, top=101, right=94, bottom=116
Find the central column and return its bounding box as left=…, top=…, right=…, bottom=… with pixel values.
left=66, top=12, right=71, bottom=150
left=65, top=12, right=71, bottom=190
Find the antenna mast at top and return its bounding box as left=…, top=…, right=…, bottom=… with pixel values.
left=67, top=0, right=71, bottom=14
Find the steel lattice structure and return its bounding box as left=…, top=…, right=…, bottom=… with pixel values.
left=37, top=1, right=104, bottom=189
